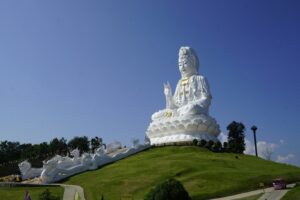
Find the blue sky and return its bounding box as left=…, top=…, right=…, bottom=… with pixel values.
left=0, top=1, right=299, bottom=165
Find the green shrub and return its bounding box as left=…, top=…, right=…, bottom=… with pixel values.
left=199, top=139, right=207, bottom=147
left=212, top=141, right=222, bottom=152
left=192, top=139, right=198, bottom=146
left=144, top=178, right=191, bottom=200
left=205, top=140, right=214, bottom=149
left=38, top=189, right=60, bottom=200
left=223, top=142, right=228, bottom=150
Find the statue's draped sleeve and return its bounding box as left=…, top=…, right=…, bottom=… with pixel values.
left=173, top=79, right=181, bottom=107
left=198, top=76, right=212, bottom=99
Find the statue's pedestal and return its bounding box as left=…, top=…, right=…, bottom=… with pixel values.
left=146, top=114, right=220, bottom=145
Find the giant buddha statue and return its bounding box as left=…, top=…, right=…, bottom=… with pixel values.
left=146, top=46, right=220, bottom=145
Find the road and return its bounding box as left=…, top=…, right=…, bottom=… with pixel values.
left=57, top=184, right=86, bottom=200
left=211, top=184, right=295, bottom=200
left=258, top=188, right=290, bottom=200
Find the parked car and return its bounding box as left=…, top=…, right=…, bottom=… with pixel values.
left=272, top=178, right=286, bottom=190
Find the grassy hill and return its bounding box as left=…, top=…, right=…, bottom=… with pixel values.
left=0, top=186, right=64, bottom=200
left=64, top=146, right=300, bottom=200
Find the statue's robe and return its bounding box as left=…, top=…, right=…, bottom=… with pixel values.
left=151, top=74, right=212, bottom=120
left=173, top=74, right=212, bottom=115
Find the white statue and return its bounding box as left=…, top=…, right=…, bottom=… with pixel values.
left=70, top=148, right=80, bottom=159
left=147, top=47, right=220, bottom=145
left=106, top=141, right=122, bottom=154
left=18, top=160, right=43, bottom=180
left=36, top=143, right=150, bottom=184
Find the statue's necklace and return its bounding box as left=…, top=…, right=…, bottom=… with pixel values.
left=180, top=77, right=190, bottom=96
left=180, top=77, right=189, bottom=86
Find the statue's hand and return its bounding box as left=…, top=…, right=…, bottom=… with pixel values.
left=164, top=82, right=172, bottom=97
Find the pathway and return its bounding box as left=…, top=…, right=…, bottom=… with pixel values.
left=211, top=184, right=295, bottom=200
left=257, top=184, right=294, bottom=200
left=56, top=184, right=86, bottom=200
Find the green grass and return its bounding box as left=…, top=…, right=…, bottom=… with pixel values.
left=282, top=184, right=300, bottom=200
left=0, top=186, right=64, bottom=200
left=64, top=146, right=300, bottom=200
left=75, top=191, right=81, bottom=200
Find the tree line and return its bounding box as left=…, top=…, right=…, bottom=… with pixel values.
left=0, top=120, right=247, bottom=166
left=0, top=136, right=103, bottom=165
left=191, top=121, right=246, bottom=153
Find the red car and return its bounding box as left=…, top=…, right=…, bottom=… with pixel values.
left=272, top=178, right=287, bottom=190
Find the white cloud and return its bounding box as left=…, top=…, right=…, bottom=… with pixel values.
left=257, top=141, right=278, bottom=160
left=218, top=132, right=227, bottom=143
left=245, top=139, right=297, bottom=165
left=244, top=139, right=254, bottom=155
left=244, top=140, right=278, bottom=160
left=276, top=154, right=295, bottom=164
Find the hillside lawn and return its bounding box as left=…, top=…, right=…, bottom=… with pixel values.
left=282, top=184, right=300, bottom=200
left=64, top=146, right=300, bottom=200
left=0, top=186, right=64, bottom=200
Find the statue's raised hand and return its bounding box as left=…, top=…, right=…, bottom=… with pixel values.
left=164, top=82, right=176, bottom=109
left=164, top=82, right=172, bottom=97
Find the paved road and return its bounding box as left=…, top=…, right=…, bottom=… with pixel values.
left=257, top=184, right=295, bottom=200
left=55, top=184, right=86, bottom=200
left=211, top=184, right=295, bottom=200
left=257, top=189, right=289, bottom=200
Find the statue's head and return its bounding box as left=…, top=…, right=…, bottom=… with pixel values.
left=70, top=148, right=80, bottom=158
left=18, top=160, right=31, bottom=173
left=178, top=46, right=199, bottom=78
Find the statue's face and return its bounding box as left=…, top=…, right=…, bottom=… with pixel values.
left=179, top=53, right=197, bottom=78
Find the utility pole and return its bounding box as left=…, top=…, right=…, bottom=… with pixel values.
left=251, top=125, right=258, bottom=157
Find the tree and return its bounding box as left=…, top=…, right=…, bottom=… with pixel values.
left=198, top=139, right=207, bottom=147
left=19, top=143, right=33, bottom=160
left=205, top=140, right=214, bottom=149
left=192, top=139, right=198, bottom=146
left=49, top=138, right=60, bottom=155
left=212, top=141, right=222, bottom=152
left=227, top=121, right=246, bottom=153
left=49, top=137, right=68, bottom=156
left=30, top=144, right=41, bottom=159
left=144, top=178, right=191, bottom=200
left=68, top=136, right=90, bottom=154
left=58, top=137, right=68, bottom=155
left=39, top=142, right=50, bottom=158
left=38, top=189, right=60, bottom=200
left=223, top=142, right=228, bottom=152
left=91, top=137, right=102, bottom=153
left=0, top=141, right=21, bottom=164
